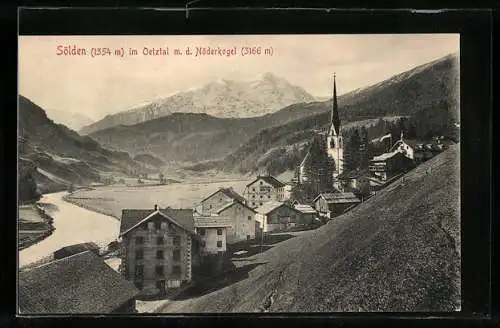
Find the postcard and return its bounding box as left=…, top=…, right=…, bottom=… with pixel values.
left=17, top=33, right=460, bottom=314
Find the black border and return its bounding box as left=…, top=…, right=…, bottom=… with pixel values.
left=3, top=6, right=494, bottom=328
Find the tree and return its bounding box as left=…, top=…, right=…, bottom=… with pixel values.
left=345, top=129, right=361, bottom=171
left=359, top=127, right=370, bottom=167
left=303, top=135, right=335, bottom=194
left=159, top=172, right=166, bottom=185
left=19, top=165, right=40, bottom=202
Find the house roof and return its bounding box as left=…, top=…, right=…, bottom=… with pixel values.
left=215, top=199, right=256, bottom=214
left=18, top=251, right=139, bottom=314
left=53, top=242, right=100, bottom=259
left=371, top=151, right=398, bottom=162
left=119, top=208, right=195, bottom=236
left=313, top=192, right=361, bottom=204
left=254, top=201, right=290, bottom=215
left=390, top=138, right=425, bottom=152
left=200, top=187, right=246, bottom=204
left=294, top=204, right=317, bottom=214
left=194, top=216, right=233, bottom=228
left=246, top=175, right=285, bottom=188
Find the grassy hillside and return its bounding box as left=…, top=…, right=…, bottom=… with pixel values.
left=160, top=144, right=460, bottom=312
left=18, top=96, right=140, bottom=195
left=88, top=54, right=458, bottom=167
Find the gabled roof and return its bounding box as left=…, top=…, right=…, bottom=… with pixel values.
left=194, top=216, right=233, bottom=228
left=254, top=201, right=294, bottom=215
left=313, top=192, right=361, bottom=204
left=246, top=175, right=285, bottom=188
left=18, top=251, right=139, bottom=314
left=371, top=151, right=398, bottom=161
left=119, top=208, right=195, bottom=237
left=200, top=187, right=246, bottom=204
left=215, top=199, right=257, bottom=214
left=294, top=204, right=317, bottom=214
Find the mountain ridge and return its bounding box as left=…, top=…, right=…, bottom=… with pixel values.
left=18, top=96, right=140, bottom=194
left=79, top=72, right=316, bottom=135
left=87, top=53, right=459, bottom=171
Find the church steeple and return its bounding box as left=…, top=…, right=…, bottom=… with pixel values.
left=330, top=73, right=341, bottom=136
left=326, top=73, right=344, bottom=178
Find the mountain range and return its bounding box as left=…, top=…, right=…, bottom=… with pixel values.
left=79, top=72, right=317, bottom=135
left=18, top=96, right=140, bottom=194
left=87, top=53, right=459, bottom=175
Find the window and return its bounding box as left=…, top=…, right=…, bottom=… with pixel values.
left=247, top=216, right=252, bottom=221
left=246, top=235, right=251, bottom=241
left=173, top=249, right=181, bottom=261
left=209, top=204, right=213, bottom=209
left=252, top=195, right=255, bottom=198
left=198, top=228, right=206, bottom=236
left=134, top=265, right=144, bottom=278
left=155, top=265, right=164, bottom=276
left=156, top=250, right=164, bottom=259
left=260, top=202, right=263, bottom=206
left=217, top=241, right=223, bottom=248
left=268, top=195, right=271, bottom=199
left=217, top=228, right=223, bottom=235
left=172, top=265, right=181, bottom=275
left=330, top=139, right=335, bottom=148
left=252, top=188, right=255, bottom=191
left=141, top=224, right=148, bottom=230
left=173, top=235, right=181, bottom=246
left=135, top=249, right=144, bottom=260
left=155, top=221, right=162, bottom=230
left=260, top=195, right=263, bottom=199
left=136, top=236, right=144, bottom=244
left=260, top=181, right=263, bottom=185
left=157, top=236, right=164, bottom=245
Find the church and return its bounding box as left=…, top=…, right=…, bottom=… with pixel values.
left=297, top=74, right=344, bottom=187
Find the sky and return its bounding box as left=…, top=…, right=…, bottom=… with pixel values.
left=19, top=34, right=459, bottom=121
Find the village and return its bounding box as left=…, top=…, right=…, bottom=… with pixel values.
left=18, top=75, right=455, bottom=314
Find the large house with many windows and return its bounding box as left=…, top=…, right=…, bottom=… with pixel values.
left=243, top=175, right=287, bottom=208
left=118, top=205, right=202, bottom=296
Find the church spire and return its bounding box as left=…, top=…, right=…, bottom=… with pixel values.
left=331, top=73, right=341, bottom=135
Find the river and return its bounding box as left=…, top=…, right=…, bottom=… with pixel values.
left=19, top=191, right=120, bottom=267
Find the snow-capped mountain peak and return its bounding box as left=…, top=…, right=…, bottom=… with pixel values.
left=80, top=73, right=316, bottom=134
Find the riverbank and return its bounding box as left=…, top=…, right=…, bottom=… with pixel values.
left=18, top=204, right=55, bottom=251
left=19, top=191, right=120, bottom=267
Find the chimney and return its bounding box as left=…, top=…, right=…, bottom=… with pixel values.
left=154, top=204, right=158, bottom=211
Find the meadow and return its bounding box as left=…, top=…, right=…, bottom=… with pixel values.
left=66, top=179, right=250, bottom=219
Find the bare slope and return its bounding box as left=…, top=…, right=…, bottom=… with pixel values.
left=18, top=96, right=140, bottom=193
left=162, top=144, right=460, bottom=312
